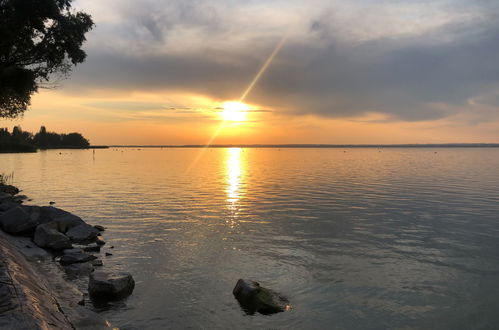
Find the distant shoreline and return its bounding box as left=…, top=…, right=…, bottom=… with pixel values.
left=107, top=143, right=499, bottom=148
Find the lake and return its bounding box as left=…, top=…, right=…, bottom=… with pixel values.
left=2, top=147, right=499, bottom=329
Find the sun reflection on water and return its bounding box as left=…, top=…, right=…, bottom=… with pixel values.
left=226, top=148, right=243, bottom=206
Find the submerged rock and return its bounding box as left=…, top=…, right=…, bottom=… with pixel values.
left=66, top=223, right=100, bottom=242
left=34, top=222, right=72, bottom=250
left=59, top=249, right=97, bottom=266
left=233, top=279, right=290, bottom=315
left=88, top=272, right=135, bottom=301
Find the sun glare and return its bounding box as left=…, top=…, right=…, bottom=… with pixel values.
left=221, top=101, right=249, bottom=122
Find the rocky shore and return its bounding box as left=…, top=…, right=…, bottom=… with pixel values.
left=0, top=183, right=134, bottom=329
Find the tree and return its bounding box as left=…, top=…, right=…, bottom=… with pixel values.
left=0, top=0, right=94, bottom=118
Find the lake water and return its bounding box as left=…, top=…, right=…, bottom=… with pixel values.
left=2, top=148, right=499, bottom=329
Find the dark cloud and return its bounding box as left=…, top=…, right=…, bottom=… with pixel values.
left=68, top=0, right=499, bottom=122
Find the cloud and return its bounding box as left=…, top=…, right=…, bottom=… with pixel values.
left=67, top=0, right=499, bottom=122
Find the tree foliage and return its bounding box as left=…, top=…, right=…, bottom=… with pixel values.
left=0, top=125, right=89, bottom=152
left=0, top=0, right=94, bottom=118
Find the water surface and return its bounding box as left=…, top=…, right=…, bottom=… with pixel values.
left=2, top=148, right=499, bottom=329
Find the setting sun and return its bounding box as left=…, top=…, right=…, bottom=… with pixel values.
left=221, top=101, right=249, bottom=122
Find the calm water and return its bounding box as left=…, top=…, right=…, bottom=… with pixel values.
left=2, top=148, right=499, bottom=329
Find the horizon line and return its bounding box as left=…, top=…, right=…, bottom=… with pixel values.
left=99, top=143, right=499, bottom=148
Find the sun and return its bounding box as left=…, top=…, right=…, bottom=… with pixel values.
left=221, top=101, right=249, bottom=122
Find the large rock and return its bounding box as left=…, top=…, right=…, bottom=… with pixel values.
left=233, top=279, right=290, bottom=315
left=39, top=206, right=85, bottom=232
left=59, top=249, right=97, bottom=266
left=66, top=223, right=100, bottom=242
left=88, top=272, right=135, bottom=301
left=64, top=262, right=95, bottom=277
left=34, top=222, right=72, bottom=250
left=0, top=191, right=13, bottom=202
left=0, top=200, right=17, bottom=212
left=0, top=205, right=38, bottom=235
left=0, top=184, right=19, bottom=195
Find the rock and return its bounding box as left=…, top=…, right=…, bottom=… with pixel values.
left=94, top=225, right=105, bottom=231
left=88, top=272, right=135, bottom=301
left=95, top=236, right=106, bottom=246
left=0, top=206, right=37, bottom=235
left=59, top=249, right=97, bottom=266
left=66, top=223, right=100, bottom=242
left=83, top=243, right=101, bottom=252
left=12, top=194, right=28, bottom=203
left=0, top=191, right=13, bottom=202
left=92, top=259, right=103, bottom=267
left=38, top=206, right=85, bottom=232
left=64, top=262, right=95, bottom=277
left=34, top=222, right=72, bottom=250
left=0, top=184, right=19, bottom=195
left=233, top=279, right=290, bottom=315
left=0, top=200, right=17, bottom=212
left=105, top=252, right=113, bottom=256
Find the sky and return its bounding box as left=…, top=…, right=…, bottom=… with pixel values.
left=3, top=0, right=499, bottom=145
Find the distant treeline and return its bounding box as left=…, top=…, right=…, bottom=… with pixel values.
left=0, top=126, right=89, bottom=153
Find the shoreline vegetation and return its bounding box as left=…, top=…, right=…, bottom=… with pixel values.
left=0, top=126, right=106, bottom=153
left=0, top=182, right=133, bottom=329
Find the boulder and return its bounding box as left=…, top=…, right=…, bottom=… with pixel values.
left=66, top=224, right=100, bottom=242
left=38, top=206, right=85, bottom=231
left=0, top=191, right=13, bottom=202
left=233, top=279, right=290, bottom=315
left=0, top=206, right=37, bottom=235
left=88, top=272, right=135, bottom=301
left=33, top=222, right=72, bottom=250
left=59, top=249, right=96, bottom=266
left=64, top=262, right=95, bottom=277
left=0, top=201, right=17, bottom=212
left=0, top=184, right=19, bottom=195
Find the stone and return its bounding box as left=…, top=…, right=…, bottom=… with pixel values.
left=88, top=272, right=135, bottom=301
left=0, top=191, right=12, bottom=202
left=0, top=206, right=37, bottom=235
left=95, top=236, right=106, bottom=246
left=83, top=243, right=101, bottom=252
left=105, top=252, right=113, bottom=256
left=38, top=206, right=85, bottom=232
left=0, top=184, right=19, bottom=195
left=12, top=194, right=28, bottom=203
left=92, top=259, right=103, bottom=267
left=34, top=222, right=72, bottom=250
left=59, top=249, right=96, bottom=266
left=64, top=262, right=95, bottom=277
left=0, top=201, right=17, bottom=212
left=66, top=223, right=100, bottom=242
left=233, top=279, right=290, bottom=315
left=94, top=225, right=105, bottom=231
